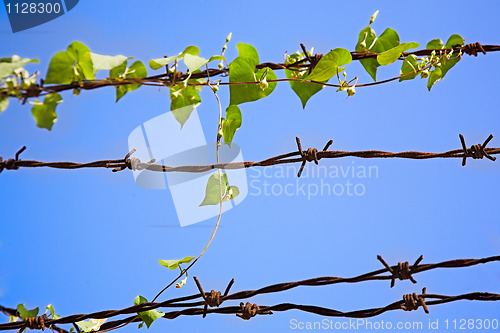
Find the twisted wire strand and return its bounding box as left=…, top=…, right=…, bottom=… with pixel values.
left=0, top=255, right=498, bottom=331
left=1, top=135, right=498, bottom=175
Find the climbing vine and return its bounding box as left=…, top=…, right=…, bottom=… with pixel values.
left=1, top=11, right=499, bottom=332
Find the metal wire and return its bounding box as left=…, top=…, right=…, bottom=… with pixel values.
left=1, top=134, right=498, bottom=176
left=1, top=255, right=498, bottom=331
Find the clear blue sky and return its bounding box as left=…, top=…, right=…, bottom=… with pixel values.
left=1, top=1, right=499, bottom=333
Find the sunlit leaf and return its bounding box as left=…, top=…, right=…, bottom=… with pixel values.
left=134, top=296, right=164, bottom=329
left=445, top=34, right=464, bottom=48
left=222, top=105, right=242, bottom=147
left=45, top=304, right=60, bottom=320
left=158, top=257, right=195, bottom=270
left=377, top=42, right=419, bottom=66
left=45, top=41, right=93, bottom=83
left=306, top=48, right=352, bottom=81
left=149, top=46, right=200, bottom=70
left=183, top=54, right=208, bottom=72
left=356, top=27, right=399, bottom=81
left=208, top=55, right=225, bottom=62
left=199, top=172, right=229, bottom=206
left=236, top=43, right=259, bottom=63
left=170, top=80, right=203, bottom=128
left=0, top=56, right=39, bottom=79
left=426, top=38, right=444, bottom=50
left=16, top=304, right=39, bottom=319
left=111, top=60, right=147, bottom=102
left=399, top=54, right=419, bottom=82
left=90, top=53, right=128, bottom=73
left=31, top=93, right=62, bottom=130
left=229, top=56, right=276, bottom=105
left=427, top=66, right=442, bottom=91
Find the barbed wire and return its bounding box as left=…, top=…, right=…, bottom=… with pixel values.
left=1, top=42, right=498, bottom=101
left=1, top=134, right=498, bottom=176
left=1, top=254, right=498, bottom=331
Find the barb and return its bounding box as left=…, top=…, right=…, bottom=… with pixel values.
left=1, top=43, right=498, bottom=100
left=377, top=255, right=423, bottom=288
left=0, top=254, right=498, bottom=331
left=401, top=288, right=429, bottom=314
left=459, top=134, right=496, bottom=166
left=1, top=134, right=498, bottom=175
left=193, top=276, right=234, bottom=318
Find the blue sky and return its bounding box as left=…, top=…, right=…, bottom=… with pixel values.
left=1, top=1, right=499, bottom=333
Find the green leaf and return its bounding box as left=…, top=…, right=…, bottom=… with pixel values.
left=222, top=105, right=242, bottom=147
left=183, top=54, right=208, bottom=72
left=66, top=41, right=94, bottom=80
left=199, top=173, right=239, bottom=206
left=425, top=34, right=464, bottom=85
left=286, top=69, right=324, bottom=108
left=44, top=51, right=77, bottom=84
left=440, top=54, right=460, bottom=79
left=356, top=27, right=400, bottom=81
left=199, top=172, right=228, bottom=206
left=427, top=66, right=442, bottom=91
left=440, top=34, right=464, bottom=78
left=399, top=54, right=419, bottom=82
left=208, top=55, right=225, bottom=62
left=111, top=60, right=147, bottom=102
left=170, top=81, right=202, bottom=128
left=109, top=61, right=127, bottom=79
left=377, top=42, right=419, bottom=66
left=90, top=53, right=128, bottom=73
left=284, top=53, right=324, bottom=108
left=17, top=304, right=39, bottom=319
left=229, top=56, right=277, bottom=105
left=149, top=46, right=200, bottom=70
left=0, top=97, right=9, bottom=113
left=182, top=45, right=200, bottom=56
left=45, top=304, right=61, bottom=320
left=45, top=41, right=93, bottom=84
left=306, top=48, right=352, bottom=81
left=0, top=56, right=39, bottom=79
left=134, top=296, right=164, bottom=329
left=236, top=43, right=259, bottom=63
left=124, top=61, right=147, bottom=89
left=426, top=38, right=444, bottom=50
left=75, top=321, right=98, bottom=332
left=158, top=257, right=195, bottom=270
left=445, top=34, right=464, bottom=48
left=149, top=56, right=178, bottom=70
left=171, top=103, right=200, bottom=128
left=31, top=93, right=62, bottom=130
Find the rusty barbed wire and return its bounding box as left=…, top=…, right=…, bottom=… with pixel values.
left=1, top=134, right=498, bottom=176
left=0, top=254, right=498, bottom=332
left=0, top=43, right=498, bottom=101
left=3, top=291, right=499, bottom=333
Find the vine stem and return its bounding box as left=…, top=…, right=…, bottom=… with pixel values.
left=104, top=80, right=227, bottom=333
left=150, top=84, right=225, bottom=304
